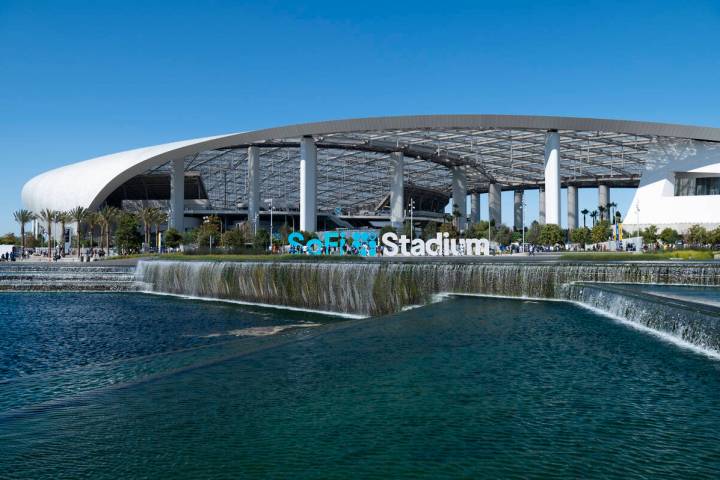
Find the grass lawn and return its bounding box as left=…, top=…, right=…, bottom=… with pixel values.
left=560, top=250, right=717, bottom=261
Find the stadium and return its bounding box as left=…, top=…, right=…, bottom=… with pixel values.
left=21, top=115, right=720, bottom=240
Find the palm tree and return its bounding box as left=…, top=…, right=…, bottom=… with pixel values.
left=69, top=206, right=87, bottom=258
left=608, top=202, right=617, bottom=224
left=37, top=209, right=56, bottom=261
left=13, top=209, right=35, bottom=255
left=137, top=207, right=157, bottom=249
left=97, top=206, right=118, bottom=255
left=590, top=210, right=598, bottom=227
left=580, top=208, right=589, bottom=228
left=598, top=205, right=606, bottom=222
left=152, top=209, right=168, bottom=250
left=56, top=211, right=70, bottom=256
left=86, top=212, right=99, bottom=252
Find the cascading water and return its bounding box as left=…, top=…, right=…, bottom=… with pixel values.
left=135, top=259, right=720, bottom=356
left=0, top=264, right=136, bottom=291
left=136, top=260, right=720, bottom=310
left=562, top=283, right=720, bottom=354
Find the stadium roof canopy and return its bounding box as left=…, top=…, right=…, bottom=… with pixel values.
left=22, top=115, right=720, bottom=214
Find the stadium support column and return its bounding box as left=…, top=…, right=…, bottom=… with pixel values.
left=489, top=182, right=502, bottom=225
left=390, top=152, right=404, bottom=229
left=300, top=136, right=317, bottom=232
left=544, top=130, right=561, bottom=225
left=567, top=185, right=579, bottom=230
left=247, top=146, right=261, bottom=231
left=470, top=193, right=480, bottom=224
left=170, top=158, right=185, bottom=232
left=598, top=184, right=610, bottom=221
left=514, top=190, right=523, bottom=231
left=539, top=188, right=546, bottom=224
left=451, top=166, right=468, bottom=231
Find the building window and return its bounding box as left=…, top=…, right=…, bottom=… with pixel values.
left=695, top=177, right=720, bottom=196
left=674, top=174, right=720, bottom=196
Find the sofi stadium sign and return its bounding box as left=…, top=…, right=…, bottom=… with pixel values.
left=288, top=231, right=490, bottom=257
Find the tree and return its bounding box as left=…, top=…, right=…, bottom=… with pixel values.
left=151, top=209, right=168, bottom=248
left=253, top=229, right=271, bottom=250
left=493, top=224, right=513, bottom=246
left=438, top=221, right=459, bottom=239
left=37, top=209, right=56, bottom=261
left=580, top=209, right=589, bottom=228
left=196, top=215, right=221, bottom=247
left=591, top=220, right=611, bottom=244
left=164, top=228, right=183, bottom=249
left=685, top=224, right=708, bottom=246
left=98, top=206, right=119, bottom=253
left=85, top=212, right=99, bottom=249
left=56, top=211, right=70, bottom=256
left=539, top=224, right=564, bottom=246
left=114, top=212, right=142, bottom=254
left=419, top=221, right=436, bottom=240
left=278, top=223, right=292, bottom=244
left=526, top=221, right=542, bottom=245
left=69, top=206, right=86, bottom=258
left=710, top=226, right=720, bottom=247
left=137, top=207, right=156, bottom=248
left=590, top=210, right=598, bottom=227
left=12, top=209, right=34, bottom=254
left=659, top=227, right=680, bottom=246
left=642, top=225, right=658, bottom=245
left=222, top=228, right=248, bottom=250
left=378, top=225, right=397, bottom=239
left=570, top=226, right=592, bottom=247
left=598, top=205, right=606, bottom=222
left=0, top=233, right=19, bottom=245
left=466, top=220, right=490, bottom=239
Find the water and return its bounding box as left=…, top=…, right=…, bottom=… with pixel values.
left=0, top=264, right=136, bottom=291
left=2, top=293, right=720, bottom=478
left=136, top=260, right=720, bottom=316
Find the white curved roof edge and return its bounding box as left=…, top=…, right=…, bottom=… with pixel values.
left=21, top=133, right=239, bottom=213
left=21, top=114, right=720, bottom=213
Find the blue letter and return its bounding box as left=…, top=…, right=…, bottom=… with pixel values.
left=288, top=232, right=304, bottom=249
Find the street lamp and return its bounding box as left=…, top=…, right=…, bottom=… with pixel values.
left=522, top=200, right=526, bottom=252
left=408, top=198, right=415, bottom=240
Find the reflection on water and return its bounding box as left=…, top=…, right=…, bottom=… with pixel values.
left=1, top=293, right=720, bottom=479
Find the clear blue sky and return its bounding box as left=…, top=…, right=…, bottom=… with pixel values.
left=2, top=0, right=719, bottom=234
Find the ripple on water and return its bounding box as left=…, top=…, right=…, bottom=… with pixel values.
left=1, top=293, right=720, bottom=479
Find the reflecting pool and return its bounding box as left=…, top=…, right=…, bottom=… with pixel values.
left=1, top=293, right=719, bottom=478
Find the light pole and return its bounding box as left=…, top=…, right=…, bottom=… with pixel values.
left=522, top=200, right=526, bottom=252
left=408, top=198, right=415, bottom=239
left=635, top=201, right=640, bottom=250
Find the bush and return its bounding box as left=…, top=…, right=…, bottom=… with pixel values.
left=164, top=228, right=183, bottom=248
left=659, top=227, right=679, bottom=245
left=253, top=229, right=270, bottom=249
left=591, top=220, right=611, bottom=244
left=222, top=228, right=248, bottom=249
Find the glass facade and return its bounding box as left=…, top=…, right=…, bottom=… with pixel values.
left=674, top=174, right=720, bottom=196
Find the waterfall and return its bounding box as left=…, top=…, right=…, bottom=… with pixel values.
left=562, top=283, right=720, bottom=354
left=0, top=264, right=136, bottom=291
left=136, top=260, right=720, bottom=315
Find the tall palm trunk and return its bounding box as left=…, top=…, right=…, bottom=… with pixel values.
left=46, top=221, right=52, bottom=261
